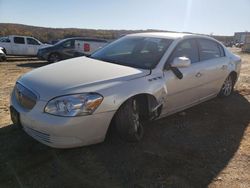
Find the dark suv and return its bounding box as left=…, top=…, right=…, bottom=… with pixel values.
left=37, top=37, right=108, bottom=63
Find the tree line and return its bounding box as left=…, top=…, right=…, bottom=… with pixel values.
left=0, top=23, right=233, bottom=43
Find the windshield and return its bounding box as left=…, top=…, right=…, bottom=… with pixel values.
left=54, top=38, right=68, bottom=46
left=90, top=36, right=173, bottom=69
left=0, top=37, right=10, bottom=43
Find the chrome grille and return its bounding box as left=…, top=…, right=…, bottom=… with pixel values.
left=15, top=83, right=37, bottom=110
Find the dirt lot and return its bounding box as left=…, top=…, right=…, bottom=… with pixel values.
left=0, top=49, right=249, bottom=188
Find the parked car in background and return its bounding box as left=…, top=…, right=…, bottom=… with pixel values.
left=37, top=37, right=108, bottom=63
left=242, top=35, right=250, bottom=53
left=235, top=42, right=244, bottom=48
left=0, top=35, right=50, bottom=56
left=10, top=32, right=241, bottom=148
left=223, top=41, right=233, bottom=47
left=0, top=47, right=6, bottom=61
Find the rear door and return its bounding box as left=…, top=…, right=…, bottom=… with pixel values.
left=12, top=37, right=27, bottom=55
left=196, top=38, right=229, bottom=100
left=26, top=37, right=41, bottom=55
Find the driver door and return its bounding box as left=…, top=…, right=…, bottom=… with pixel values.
left=61, top=39, right=76, bottom=58
left=162, top=39, right=203, bottom=115
left=26, top=37, right=41, bottom=55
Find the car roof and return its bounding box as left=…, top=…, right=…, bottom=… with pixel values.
left=60, top=37, right=108, bottom=42
left=8, top=35, right=35, bottom=38
left=127, top=32, right=214, bottom=40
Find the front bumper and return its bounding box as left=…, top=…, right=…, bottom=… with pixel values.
left=10, top=92, right=115, bottom=148
left=0, top=53, right=6, bottom=61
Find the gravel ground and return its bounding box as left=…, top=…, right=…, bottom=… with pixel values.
left=0, top=49, right=249, bottom=188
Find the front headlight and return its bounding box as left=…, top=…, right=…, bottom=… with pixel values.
left=44, top=93, right=103, bottom=117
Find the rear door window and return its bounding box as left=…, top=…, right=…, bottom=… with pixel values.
left=198, top=39, right=222, bottom=61
left=14, top=37, right=25, bottom=44
left=168, top=39, right=199, bottom=64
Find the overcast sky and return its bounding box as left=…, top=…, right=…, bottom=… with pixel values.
left=0, top=0, right=249, bottom=35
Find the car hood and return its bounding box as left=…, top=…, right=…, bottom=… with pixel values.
left=18, top=57, right=150, bottom=100
left=39, top=44, right=53, bottom=50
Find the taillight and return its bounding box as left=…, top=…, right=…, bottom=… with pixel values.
left=84, top=43, right=90, bottom=52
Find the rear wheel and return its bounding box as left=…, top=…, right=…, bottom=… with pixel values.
left=115, top=98, right=144, bottom=142
left=48, top=53, right=60, bottom=63
left=219, top=74, right=234, bottom=97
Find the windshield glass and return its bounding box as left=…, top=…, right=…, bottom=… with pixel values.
left=54, top=38, right=68, bottom=46
left=0, top=37, right=10, bottom=43
left=91, top=36, right=173, bottom=69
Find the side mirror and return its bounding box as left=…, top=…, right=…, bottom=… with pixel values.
left=171, top=57, right=191, bottom=68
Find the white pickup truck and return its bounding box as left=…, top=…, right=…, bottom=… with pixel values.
left=0, top=35, right=50, bottom=56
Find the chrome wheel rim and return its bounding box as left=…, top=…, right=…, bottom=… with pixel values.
left=222, top=76, right=233, bottom=96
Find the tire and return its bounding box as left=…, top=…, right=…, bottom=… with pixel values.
left=219, top=74, right=235, bottom=97
left=0, top=55, right=6, bottom=62
left=115, top=98, right=144, bottom=142
left=48, top=53, right=60, bottom=63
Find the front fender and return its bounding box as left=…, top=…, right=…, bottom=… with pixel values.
left=94, top=72, right=167, bottom=114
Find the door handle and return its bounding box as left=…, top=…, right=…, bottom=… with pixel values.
left=195, top=72, right=202, bottom=78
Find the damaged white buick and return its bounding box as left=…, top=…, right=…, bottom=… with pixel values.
left=10, top=32, right=241, bottom=148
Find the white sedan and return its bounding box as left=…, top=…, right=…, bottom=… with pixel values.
left=10, top=32, right=241, bottom=148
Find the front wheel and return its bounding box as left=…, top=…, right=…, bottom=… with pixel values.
left=219, top=74, right=234, bottom=97
left=115, top=98, right=144, bottom=142
left=48, top=53, right=60, bottom=63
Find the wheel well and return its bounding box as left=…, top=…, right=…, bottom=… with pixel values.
left=106, top=94, right=160, bottom=138
left=112, top=94, right=159, bottom=123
